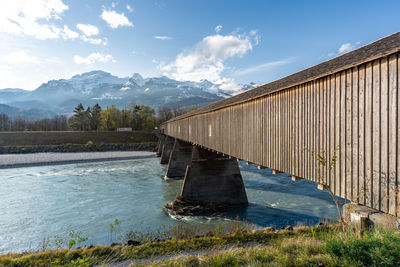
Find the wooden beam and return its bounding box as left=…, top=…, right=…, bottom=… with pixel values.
left=291, top=175, right=304, bottom=181
left=272, top=169, right=283, bottom=175
left=257, top=165, right=266, bottom=170
left=317, top=183, right=328, bottom=191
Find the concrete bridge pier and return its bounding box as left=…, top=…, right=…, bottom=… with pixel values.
left=160, top=136, right=175, bottom=164
left=156, top=134, right=166, bottom=157
left=165, top=139, right=193, bottom=178
left=180, top=146, right=248, bottom=206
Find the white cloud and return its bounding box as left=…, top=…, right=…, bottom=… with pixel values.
left=218, top=80, right=243, bottom=92
left=101, top=10, right=133, bottom=29
left=126, top=4, right=133, bottom=12
left=249, top=29, right=260, bottom=45
left=74, top=53, right=116, bottom=65
left=338, top=43, right=354, bottom=54
left=62, top=25, right=79, bottom=40
left=77, top=24, right=99, bottom=36
left=160, top=33, right=253, bottom=85
left=234, top=58, right=294, bottom=76
left=80, top=35, right=106, bottom=45
left=215, top=25, right=222, bottom=33
left=112, top=2, right=116, bottom=8
left=154, top=35, right=171, bottom=40
left=5, top=50, right=40, bottom=64
left=0, top=0, right=69, bottom=40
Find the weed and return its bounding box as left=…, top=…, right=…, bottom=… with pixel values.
left=109, top=219, right=120, bottom=244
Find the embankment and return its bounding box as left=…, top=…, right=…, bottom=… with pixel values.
left=0, top=131, right=157, bottom=154
left=1, top=224, right=399, bottom=266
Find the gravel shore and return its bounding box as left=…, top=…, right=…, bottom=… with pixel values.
left=0, top=151, right=155, bottom=169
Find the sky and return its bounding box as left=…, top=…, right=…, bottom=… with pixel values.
left=0, top=0, right=400, bottom=91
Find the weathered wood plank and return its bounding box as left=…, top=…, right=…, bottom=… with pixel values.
left=380, top=57, right=389, bottom=213
left=346, top=69, right=353, bottom=201
left=372, top=59, right=381, bottom=210
left=352, top=67, right=359, bottom=202
left=388, top=54, right=398, bottom=216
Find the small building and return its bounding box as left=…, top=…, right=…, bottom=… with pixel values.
left=117, top=127, right=132, bottom=132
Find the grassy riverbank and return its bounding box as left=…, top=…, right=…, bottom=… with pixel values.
left=0, top=131, right=158, bottom=153
left=1, top=223, right=399, bottom=266
left=0, top=131, right=157, bottom=146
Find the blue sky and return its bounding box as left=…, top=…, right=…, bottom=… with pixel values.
left=0, top=0, right=399, bottom=91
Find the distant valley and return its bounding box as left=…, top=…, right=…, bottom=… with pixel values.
left=0, top=71, right=255, bottom=119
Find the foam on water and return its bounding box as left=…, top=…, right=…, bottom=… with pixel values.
left=0, top=157, right=343, bottom=254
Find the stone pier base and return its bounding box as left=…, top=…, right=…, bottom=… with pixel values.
left=165, top=140, right=193, bottom=178
left=180, top=146, right=248, bottom=206
left=343, top=203, right=400, bottom=230
left=160, top=136, right=175, bottom=164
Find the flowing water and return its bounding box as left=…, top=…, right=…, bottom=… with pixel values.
left=0, top=157, right=343, bottom=254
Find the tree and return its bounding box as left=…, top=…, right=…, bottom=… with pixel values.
left=69, top=103, right=86, bottom=130
left=118, top=109, right=131, bottom=128
left=0, top=114, right=11, bottom=131
left=156, top=106, right=194, bottom=125
left=130, top=104, right=156, bottom=130
left=99, top=105, right=121, bottom=131
left=89, top=104, right=102, bottom=131
left=157, top=107, right=174, bottom=125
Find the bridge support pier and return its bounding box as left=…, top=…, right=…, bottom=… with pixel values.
left=160, top=136, right=175, bottom=164
left=156, top=134, right=166, bottom=157
left=180, top=146, right=248, bottom=206
left=165, top=140, right=193, bottom=178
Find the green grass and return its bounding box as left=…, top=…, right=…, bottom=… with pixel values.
left=1, top=224, right=399, bottom=267
left=0, top=131, right=157, bottom=146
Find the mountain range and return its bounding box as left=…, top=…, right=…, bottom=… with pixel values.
left=0, top=71, right=255, bottom=119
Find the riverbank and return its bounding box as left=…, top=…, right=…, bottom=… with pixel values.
left=1, top=223, right=399, bottom=266
left=0, top=142, right=157, bottom=154
left=0, top=151, right=156, bottom=169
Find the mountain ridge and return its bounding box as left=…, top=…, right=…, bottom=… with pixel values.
left=0, top=70, right=255, bottom=118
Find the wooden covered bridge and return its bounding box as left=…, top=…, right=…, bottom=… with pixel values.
left=158, top=32, right=400, bottom=222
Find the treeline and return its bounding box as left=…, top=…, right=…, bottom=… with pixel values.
left=0, top=103, right=195, bottom=131
left=0, top=114, right=68, bottom=131
left=69, top=103, right=156, bottom=131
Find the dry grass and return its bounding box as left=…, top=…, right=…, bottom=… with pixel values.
left=1, top=223, right=400, bottom=267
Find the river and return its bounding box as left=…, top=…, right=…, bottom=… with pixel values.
left=0, top=157, right=343, bottom=254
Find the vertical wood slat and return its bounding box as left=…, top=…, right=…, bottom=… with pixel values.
left=352, top=67, right=359, bottom=202
left=330, top=75, right=335, bottom=191
left=389, top=54, right=399, bottom=216
left=335, top=73, right=341, bottom=195
left=381, top=57, right=389, bottom=213
left=359, top=65, right=366, bottom=205
left=163, top=52, right=400, bottom=217
left=372, top=59, right=381, bottom=210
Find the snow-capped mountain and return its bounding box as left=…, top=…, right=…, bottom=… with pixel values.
left=0, top=70, right=255, bottom=117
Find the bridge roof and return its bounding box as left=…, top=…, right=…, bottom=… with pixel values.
left=168, top=31, right=400, bottom=122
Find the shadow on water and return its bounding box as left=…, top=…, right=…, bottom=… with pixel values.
left=160, top=160, right=344, bottom=228
left=239, top=162, right=347, bottom=206
left=218, top=203, right=322, bottom=228
left=244, top=179, right=335, bottom=203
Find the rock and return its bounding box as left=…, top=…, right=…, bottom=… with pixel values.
left=285, top=225, right=293, bottom=231
left=164, top=195, right=241, bottom=216
left=127, top=240, right=140, bottom=246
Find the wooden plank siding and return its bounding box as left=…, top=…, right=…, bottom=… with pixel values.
left=161, top=52, right=400, bottom=217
